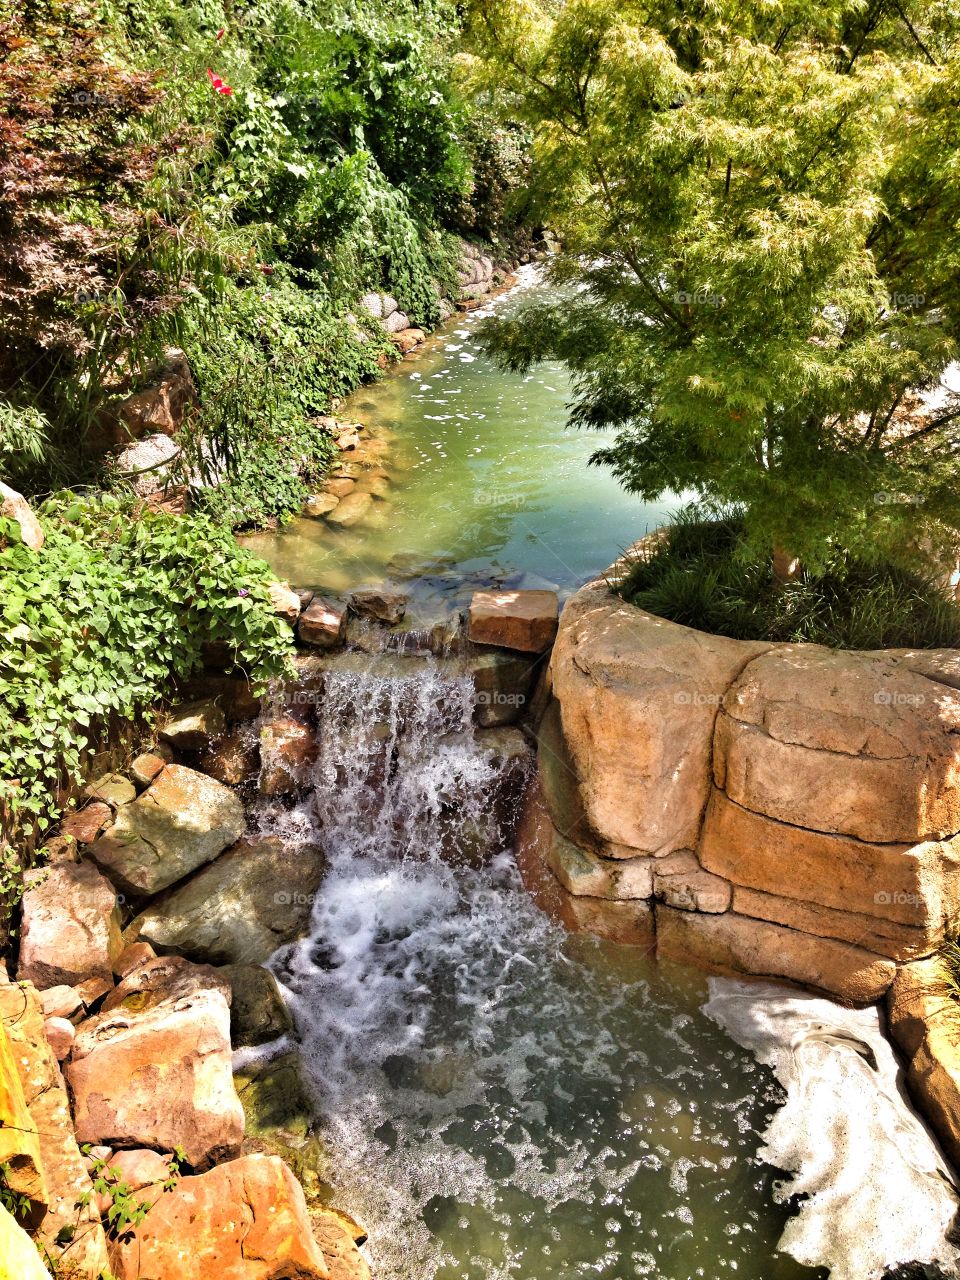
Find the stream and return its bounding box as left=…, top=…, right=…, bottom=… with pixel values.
left=248, top=274, right=960, bottom=1280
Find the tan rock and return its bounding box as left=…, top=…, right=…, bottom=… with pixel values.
left=348, top=585, right=407, bottom=625
left=323, top=477, right=356, bottom=498
left=699, top=789, right=960, bottom=940
left=653, top=851, right=731, bottom=913
left=655, top=906, right=895, bottom=1005
left=67, top=957, right=243, bottom=1168
left=0, top=1019, right=46, bottom=1215
left=468, top=588, right=559, bottom=653
left=131, top=751, right=166, bottom=788
left=259, top=718, right=317, bottom=796
left=304, top=492, right=341, bottom=517
left=268, top=581, right=301, bottom=624
left=355, top=475, right=391, bottom=500
left=0, top=981, right=109, bottom=1274
left=113, top=941, right=156, bottom=980
left=107, top=347, right=198, bottom=443
left=326, top=491, right=373, bottom=528
left=39, top=985, right=84, bottom=1021
left=60, top=799, right=111, bottom=843
left=85, top=770, right=137, bottom=807
left=544, top=827, right=655, bottom=900
left=298, top=597, right=346, bottom=649
left=88, top=764, right=246, bottom=897
left=468, top=650, right=538, bottom=728
left=0, top=481, right=43, bottom=550
left=42, top=1017, right=75, bottom=1061
left=18, top=860, right=122, bottom=996
left=549, top=582, right=768, bottom=855
left=183, top=673, right=261, bottom=723
left=160, top=698, right=227, bottom=751
left=107, top=1153, right=328, bottom=1280
left=715, top=645, right=960, bottom=842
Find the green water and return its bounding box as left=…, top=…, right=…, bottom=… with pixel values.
left=243, top=269, right=679, bottom=601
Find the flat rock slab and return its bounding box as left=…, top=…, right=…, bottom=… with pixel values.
left=18, top=860, right=122, bottom=1000
left=298, top=597, right=346, bottom=648
left=468, top=589, right=559, bottom=653
left=67, top=956, right=243, bottom=1168
left=88, top=763, right=246, bottom=897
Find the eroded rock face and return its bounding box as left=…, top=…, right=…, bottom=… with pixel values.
left=106, top=1153, right=329, bottom=1280
left=88, top=764, right=246, bottom=897
left=18, top=861, right=123, bottom=1001
left=66, top=957, right=243, bottom=1168
left=129, top=837, right=326, bottom=966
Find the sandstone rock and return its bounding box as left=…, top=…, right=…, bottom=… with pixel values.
left=549, top=582, right=768, bottom=856
left=88, top=764, right=246, bottom=897
left=18, top=861, right=122, bottom=999
left=468, top=588, right=559, bottom=653
left=114, top=941, right=156, bottom=980
left=106, top=1154, right=328, bottom=1280
left=468, top=649, right=538, bottom=727
left=260, top=718, right=317, bottom=796
left=298, top=597, right=347, bottom=649
left=326, top=491, right=373, bottom=528
left=304, top=492, right=341, bottom=518
left=329, top=462, right=363, bottom=480
left=653, top=851, right=731, bottom=914
left=0, top=1202, right=50, bottom=1280
left=200, top=726, right=261, bottom=786
left=85, top=771, right=137, bottom=807
left=887, top=958, right=960, bottom=1170
left=129, top=836, right=326, bottom=966
left=0, top=1019, right=46, bottom=1215
left=43, top=1017, right=74, bottom=1061
left=67, top=957, right=243, bottom=1168
left=0, top=481, right=43, bottom=550
left=0, top=981, right=109, bottom=1274
left=348, top=585, right=407, bottom=624
left=268, top=581, right=301, bottom=624
left=699, top=789, right=960, bottom=943
left=655, top=906, right=896, bottom=1005
left=221, top=964, right=293, bottom=1047
left=39, top=985, right=84, bottom=1021
left=355, top=475, right=391, bottom=500
left=323, top=478, right=356, bottom=498
left=544, top=826, right=655, bottom=900
left=160, top=698, right=227, bottom=751
left=391, top=327, right=425, bottom=354
left=715, top=645, right=960, bottom=842
left=109, top=349, right=198, bottom=442
left=59, top=798, right=111, bottom=843
left=131, top=751, right=166, bottom=788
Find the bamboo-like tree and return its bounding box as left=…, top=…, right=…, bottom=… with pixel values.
left=468, top=0, right=960, bottom=576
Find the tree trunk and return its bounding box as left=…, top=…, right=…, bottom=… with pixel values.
left=773, top=544, right=801, bottom=584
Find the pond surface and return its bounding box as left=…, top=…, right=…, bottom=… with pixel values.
left=243, top=267, right=678, bottom=601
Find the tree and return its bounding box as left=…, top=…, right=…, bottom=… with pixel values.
left=468, top=0, right=960, bottom=575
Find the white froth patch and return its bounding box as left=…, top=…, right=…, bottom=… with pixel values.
left=705, top=978, right=960, bottom=1280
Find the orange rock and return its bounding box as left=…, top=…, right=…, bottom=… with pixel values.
left=259, top=718, right=317, bottom=796
left=60, top=799, right=111, bottom=843
left=18, top=860, right=122, bottom=997
left=298, top=598, right=346, bottom=649
left=468, top=588, right=559, bottom=653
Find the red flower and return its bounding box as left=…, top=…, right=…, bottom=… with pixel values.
left=216, top=27, right=225, bottom=40
left=206, top=67, right=234, bottom=95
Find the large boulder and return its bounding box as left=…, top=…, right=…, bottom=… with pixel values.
left=106, top=1153, right=329, bottom=1280
left=0, top=481, right=43, bottom=550
left=107, top=348, right=198, bottom=443
left=0, top=1202, right=51, bottom=1280
left=0, top=981, right=109, bottom=1275
left=66, top=957, right=244, bottom=1168
left=549, top=581, right=769, bottom=856
left=221, top=964, right=293, bottom=1048
left=0, top=1020, right=46, bottom=1217
left=128, top=837, right=326, bottom=966
left=18, top=860, right=123, bottom=1003
left=326, top=491, right=373, bottom=529
left=88, top=764, right=246, bottom=897
left=298, top=597, right=347, bottom=649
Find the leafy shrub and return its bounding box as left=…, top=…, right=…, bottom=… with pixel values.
left=618, top=507, right=960, bottom=650
left=0, top=495, right=294, bottom=860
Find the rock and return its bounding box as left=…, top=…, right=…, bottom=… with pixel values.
left=106, top=1154, right=328, bottom=1280
left=298, top=597, right=347, bottom=649
left=260, top=718, right=317, bottom=796
left=468, top=588, right=559, bottom=653
left=88, top=764, right=246, bottom=897
left=200, top=725, right=261, bottom=786
left=323, top=477, right=356, bottom=498
left=348, top=585, right=407, bottom=624
left=355, top=475, right=391, bottom=500
left=326, top=491, right=373, bottom=528
left=655, top=906, right=896, bottom=1005
left=468, top=650, right=538, bottom=726
left=715, top=645, right=960, bottom=843
left=0, top=1202, right=51, bottom=1280
left=383, top=309, right=410, bottom=334
left=159, top=698, right=227, bottom=751
left=887, top=957, right=960, bottom=1170
left=128, top=836, right=326, bottom=966
left=113, top=941, right=156, bottom=980
left=303, top=492, right=341, bottom=518
left=549, top=581, right=769, bottom=856
left=85, top=771, right=137, bottom=807
left=653, top=850, right=732, bottom=914
left=330, top=462, right=363, bottom=480
left=108, top=349, right=198, bottom=442
left=43, top=1017, right=74, bottom=1061
left=130, top=751, right=166, bottom=789
left=699, top=789, right=960, bottom=945
left=18, top=861, right=122, bottom=1000
left=0, top=1019, right=46, bottom=1215
left=103, top=1146, right=172, bottom=1196
left=221, top=964, right=293, bottom=1047
left=0, top=481, right=43, bottom=550
left=391, top=327, right=425, bottom=354
left=39, top=985, right=84, bottom=1021
left=60, top=798, right=111, bottom=843
left=67, top=957, right=243, bottom=1169
left=183, top=673, right=261, bottom=722
left=336, top=428, right=361, bottom=451
left=268, top=581, right=301, bottom=624
left=114, top=432, right=181, bottom=496
left=0, top=981, right=109, bottom=1274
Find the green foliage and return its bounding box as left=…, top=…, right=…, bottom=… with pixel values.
left=0, top=495, right=294, bottom=860
left=619, top=507, right=960, bottom=649
left=79, top=1144, right=186, bottom=1240
left=473, top=0, right=960, bottom=574
left=0, top=1160, right=34, bottom=1223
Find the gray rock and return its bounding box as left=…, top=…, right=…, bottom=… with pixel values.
left=467, top=650, right=538, bottom=726
left=220, top=964, right=293, bottom=1047
left=113, top=433, right=180, bottom=497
